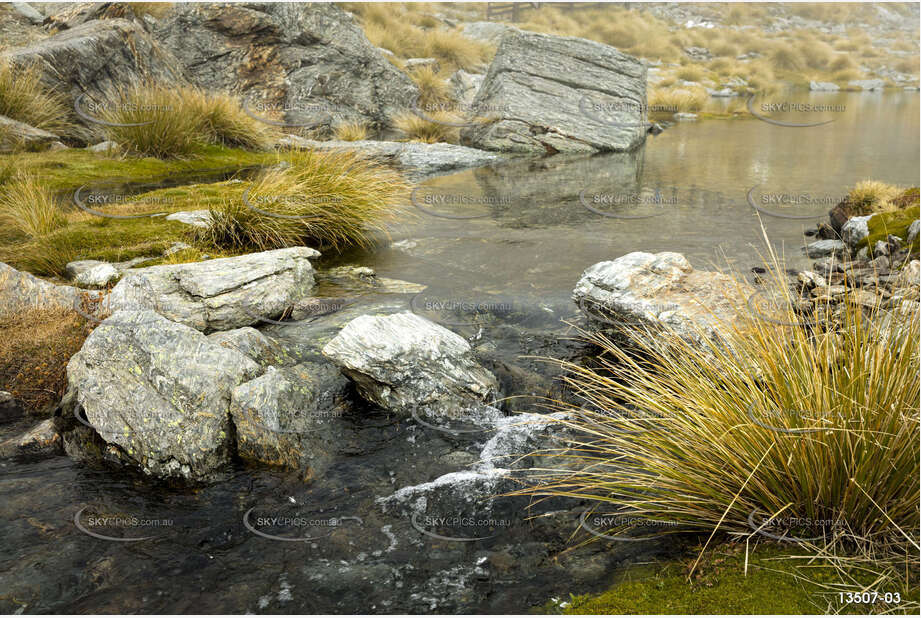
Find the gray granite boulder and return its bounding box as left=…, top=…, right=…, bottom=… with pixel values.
left=461, top=29, right=647, bottom=154
left=322, top=311, right=498, bottom=417
left=0, top=114, right=59, bottom=152
left=107, top=247, right=320, bottom=332
left=65, top=310, right=262, bottom=480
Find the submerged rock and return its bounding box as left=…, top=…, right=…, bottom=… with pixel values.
left=65, top=310, right=262, bottom=480
left=461, top=30, right=647, bottom=154
left=573, top=252, right=754, bottom=346
left=107, top=247, right=321, bottom=332
left=229, top=362, right=349, bottom=473
left=154, top=3, right=418, bottom=131
left=322, top=311, right=499, bottom=417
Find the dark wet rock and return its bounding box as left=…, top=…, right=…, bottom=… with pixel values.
left=0, top=418, right=61, bottom=457
left=0, top=19, right=184, bottom=142
left=573, top=251, right=755, bottom=347
left=0, top=114, right=59, bottom=152
left=275, top=138, right=505, bottom=181
left=322, top=311, right=499, bottom=417
left=229, top=362, right=349, bottom=474
left=65, top=310, right=262, bottom=480
left=461, top=30, right=647, bottom=154
left=0, top=261, right=99, bottom=319
left=107, top=247, right=321, bottom=332
left=0, top=391, right=23, bottom=424
left=154, top=2, right=418, bottom=131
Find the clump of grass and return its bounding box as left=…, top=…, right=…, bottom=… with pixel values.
left=420, top=29, right=493, bottom=72
left=0, top=60, right=72, bottom=135
left=648, top=85, right=708, bottom=114
left=102, top=84, right=273, bottom=157
left=0, top=306, right=90, bottom=412
left=391, top=110, right=459, bottom=143
left=198, top=149, right=410, bottom=252
left=333, top=121, right=370, bottom=142
left=769, top=45, right=806, bottom=72
left=517, top=258, right=919, bottom=590
left=407, top=65, right=453, bottom=108
left=130, top=2, right=173, bottom=19
left=0, top=174, right=65, bottom=238
left=675, top=65, right=706, bottom=83
left=847, top=179, right=904, bottom=213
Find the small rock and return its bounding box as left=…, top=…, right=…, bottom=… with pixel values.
left=812, top=285, right=847, bottom=297
left=804, top=239, right=845, bottom=258
left=74, top=263, right=119, bottom=288
left=895, top=260, right=920, bottom=288
left=797, top=271, right=827, bottom=289
left=48, top=141, right=69, bottom=151
left=869, top=255, right=890, bottom=271
left=87, top=141, right=119, bottom=153
left=847, top=289, right=882, bottom=309
left=841, top=215, right=872, bottom=253
left=165, top=210, right=212, bottom=228
left=848, top=79, right=885, bottom=91
left=809, top=81, right=839, bottom=91
left=873, top=240, right=890, bottom=256
left=0, top=419, right=61, bottom=457
left=404, top=58, right=440, bottom=73
left=163, top=241, right=193, bottom=256
left=907, top=220, right=919, bottom=246
left=673, top=112, right=698, bottom=121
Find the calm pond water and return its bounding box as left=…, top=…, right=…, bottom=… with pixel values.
left=1, top=91, right=918, bottom=613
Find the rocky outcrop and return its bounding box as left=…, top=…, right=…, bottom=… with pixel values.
left=154, top=3, right=418, bottom=131
left=573, top=252, right=753, bottom=345
left=0, top=19, right=185, bottom=142
left=65, top=310, right=262, bottom=480
left=322, top=311, right=499, bottom=417
left=275, top=137, right=504, bottom=181
left=0, top=262, right=97, bottom=319
left=229, top=362, right=349, bottom=473
left=107, top=247, right=320, bottom=332
left=0, top=114, right=59, bottom=152
left=460, top=29, right=647, bottom=154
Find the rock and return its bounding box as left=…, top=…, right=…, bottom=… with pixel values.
left=404, top=58, right=440, bottom=73
left=848, top=79, right=886, bottom=90
left=284, top=139, right=504, bottom=181
left=683, top=46, right=711, bottom=61
left=0, top=419, right=61, bottom=457
left=460, top=30, right=647, bottom=154
left=809, top=81, right=839, bottom=91
left=163, top=242, right=193, bottom=256
left=0, top=262, right=97, bottom=319
left=0, top=114, right=59, bottom=152
left=154, top=3, right=418, bottom=131
left=107, top=247, right=321, bottom=332
left=804, top=239, right=846, bottom=258
left=907, top=220, right=920, bottom=245
left=73, top=263, right=119, bottom=288
left=450, top=69, right=484, bottom=108
left=847, top=289, right=882, bottom=309
left=708, top=87, right=736, bottom=97
left=65, top=310, right=262, bottom=480
left=322, top=311, right=498, bottom=416
left=0, top=19, right=185, bottom=143
left=11, top=2, right=45, bottom=25
left=229, top=362, right=349, bottom=472
left=873, top=240, right=890, bottom=257
left=86, top=140, right=118, bottom=153
left=207, top=327, right=280, bottom=367
left=895, top=260, right=920, bottom=289
left=673, top=112, right=698, bottom=121
left=0, top=391, right=23, bottom=424
left=460, top=21, right=520, bottom=44
left=65, top=257, right=154, bottom=280
left=165, top=210, right=212, bottom=228
left=572, top=252, right=754, bottom=346
left=797, top=271, right=827, bottom=289
left=48, top=141, right=68, bottom=151
left=841, top=215, right=872, bottom=253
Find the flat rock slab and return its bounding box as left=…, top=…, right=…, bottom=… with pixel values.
left=322, top=311, right=498, bottom=416
left=460, top=29, right=647, bottom=154
left=107, top=247, right=321, bottom=332
left=573, top=251, right=754, bottom=346
left=66, top=310, right=262, bottom=480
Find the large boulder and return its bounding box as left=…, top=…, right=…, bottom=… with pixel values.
left=65, top=310, right=262, bottom=480
left=229, top=362, right=349, bottom=474
left=0, top=114, right=59, bottom=152
left=0, top=261, right=96, bottom=319
left=107, top=247, right=321, bottom=332
left=0, top=19, right=185, bottom=142
left=573, top=252, right=754, bottom=345
left=153, top=3, right=418, bottom=131
left=322, top=311, right=499, bottom=417
left=460, top=30, right=647, bottom=154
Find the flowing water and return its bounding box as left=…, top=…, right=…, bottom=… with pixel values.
left=1, top=91, right=918, bottom=613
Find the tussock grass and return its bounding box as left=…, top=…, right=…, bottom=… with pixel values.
left=392, top=111, right=460, bottom=143
left=515, top=257, right=919, bottom=594
left=199, top=149, right=410, bottom=252
left=0, top=174, right=64, bottom=238
left=102, top=84, right=273, bottom=157
left=847, top=180, right=905, bottom=214
left=333, top=121, right=370, bottom=142
left=407, top=65, right=454, bottom=108
left=0, top=306, right=90, bottom=412
left=0, top=60, right=72, bottom=135
left=648, top=85, right=708, bottom=114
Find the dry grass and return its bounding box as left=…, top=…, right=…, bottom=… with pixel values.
left=0, top=60, right=72, bottom=136
left=847, top=180, right=905, bottom=214
left=199, top=149, right=410, bottom=252
left=648, top=85, right=708, bottom=114
left=0, top=174, right=65, bottom=238
left=0, top=306, right=91, bottom=412
left=333, top=121, right=370, bottom=142
left=514, top=256, right=919, bottom=593
left=407, top=65, right=454, bottom=108
left=392, top=110, right=460, bottom=143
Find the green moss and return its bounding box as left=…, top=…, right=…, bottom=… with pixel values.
left=862, top=204, right=920, bottom=251
left=541, top=544, right=917, bottom=615
left=0, top=145, right=281, bottom=192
